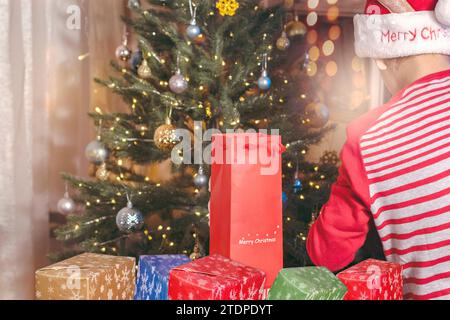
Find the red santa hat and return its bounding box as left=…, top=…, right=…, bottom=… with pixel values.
left=354, top=0, right=450, bottom=59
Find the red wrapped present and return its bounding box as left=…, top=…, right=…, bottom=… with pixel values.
left=209, top=133, right=285, bottom=289
left=337, top=259, right=403, bottom=300
left=168, top=255, right=266, bottom=300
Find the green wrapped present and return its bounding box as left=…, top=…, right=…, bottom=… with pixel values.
left=268, top=267, right=347, bottom=300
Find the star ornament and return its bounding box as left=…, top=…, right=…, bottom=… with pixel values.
left=216, top=0, right=240, bottom=16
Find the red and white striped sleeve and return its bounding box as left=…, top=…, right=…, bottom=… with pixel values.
left=307, top=107, right=386, bottom=272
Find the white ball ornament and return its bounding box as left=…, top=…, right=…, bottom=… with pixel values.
left=436, top=0, right=450, bottom=26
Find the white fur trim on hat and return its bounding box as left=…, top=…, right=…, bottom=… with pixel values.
left=436, top=0, right=450, bottom=26
left=354, top=11, right=450, bottom=59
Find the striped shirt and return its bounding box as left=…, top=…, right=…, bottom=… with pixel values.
left=307, top=69, right=450, bottom=300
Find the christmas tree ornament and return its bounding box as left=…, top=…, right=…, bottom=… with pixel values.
left=282, top=191, right=288, bottom=204
left=258, top=54, right=271, bottom=91
left=130, top=50, right=143, bottom=72
left=57, top=185, right=76, bottom=215
left=276, top=31, right=290, bottom=51
left=193, top=165, right=208, bottom=188
left=301, top=52, right=310, bottom=71
left=190, top=229, right=202, bottom=260
left=116, top=44, right=132, bottom=62
left=286, top=15, right=307, bottom=37
left=85, top=139, right=109, bottom=165
left=293, top=178, right=303, bottom=194
left=138, top=59, right=152, bottom=79
left=154, top=117, right=180, bottom=151
left=186, top=0, right=201, bottom=40
left=116, top=194, right=144, bottom=233
left=128, top=0, right=141, bottom=10
left=169, top=71, right=188, bottom=94
left=96, top=163, right=110, bottom=181
left=216, top=0, right=240, bottom=17
left=320, top=150, right=339, bottom=166
left=306, top=102, right=330, bottom=128
left=308, top=205, right=319, bottom=229
left=169, top=57, right=188, bottom=94
left=292, top=160, right=303, bottom=194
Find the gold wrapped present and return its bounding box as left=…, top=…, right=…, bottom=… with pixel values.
left=35, top=253, right=136, bottom=300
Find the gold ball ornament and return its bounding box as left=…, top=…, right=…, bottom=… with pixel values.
left=96, top=163, right=110, bottom=181
left=286, top=16, right=307, bottom=37
left=154, top=122, right=180, bottom=151
left=137, top=59, right=152, bottom=79
left=276, top=31, right=291, bottom=51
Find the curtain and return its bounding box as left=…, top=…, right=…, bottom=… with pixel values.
left=0, top=0, right=125, bottom=300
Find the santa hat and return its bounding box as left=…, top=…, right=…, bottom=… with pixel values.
left=354, top=0, right=450, bottom=59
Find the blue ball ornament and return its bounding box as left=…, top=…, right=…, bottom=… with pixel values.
left=282, top=192, right=288, bottom=204
left=258, top=70, right=272, bottom=91
left=293, top=179, right=303, bottom=194
left=130, top=51, right=143, bottom=72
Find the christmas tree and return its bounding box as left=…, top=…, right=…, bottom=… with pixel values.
left=53, top=0, right=337, bottom=267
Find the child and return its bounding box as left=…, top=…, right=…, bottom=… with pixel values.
left=307, top=0, right=450, bottom=300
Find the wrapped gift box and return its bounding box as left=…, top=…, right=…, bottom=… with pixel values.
left=35, top=253, right=136, bottom=300
left=168, top=254, right=266, bottom=300
left=135, top=255, right=191, bottom=300
left=210, top=133, right=285, bottom=289
left=337, top=259, right=403, bottom=300
left=268, top=267, right=347, bottom=300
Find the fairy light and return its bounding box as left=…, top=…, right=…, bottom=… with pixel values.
left=158, top=225, right=163, bottom=231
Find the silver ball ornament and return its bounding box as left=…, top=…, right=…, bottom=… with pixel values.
left=85, top=140, right=109, bottom=165
left=116, top=202, right=144, bottom=233
left=193, top=166, right=208, bottom=188
left=128, top=0, right=141, bottom=10
left=258, top=70, right=272, bottom=91
left=169, top=70, right=188, bottom=94
left=186, top=21, right=201, bottom=40
left=57, top=192, right=76, bottom=215
left=115, top=44, right=132, bottom=61
left=306, top=102, right=330, bottom=128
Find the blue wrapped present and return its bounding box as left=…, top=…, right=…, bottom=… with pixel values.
left=135, top=255, right=191, bottom=300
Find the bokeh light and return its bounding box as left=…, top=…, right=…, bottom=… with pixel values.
left=327, top=6, right=340, bottom=22
left=307, top=12, right=318, bottom=26
left=353, top=73, right=366, bottom=89
left=328, top=25, right=341, bottom=41
left=307, top=62, right=318, bottom=77
left=307, top=30, right=318, bottom=44
left=325, top=61, right=338, bottom=77
left=308, top=0, right=320, bottom=9
left=308, top=46, right=320, bottom=62
left=352, top=56, right=363, bottom=72
left=322, top=40, right=335, bottom=56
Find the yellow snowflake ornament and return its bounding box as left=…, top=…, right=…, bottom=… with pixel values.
left=216, top=0, right=240, bottom=16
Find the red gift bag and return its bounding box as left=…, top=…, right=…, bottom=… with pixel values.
left=337, top=259, right=403, bottom=300
left=209, top=133, right=285, bottom=289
